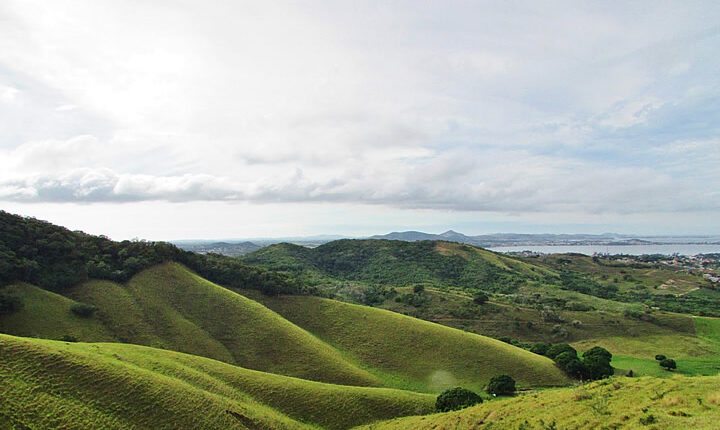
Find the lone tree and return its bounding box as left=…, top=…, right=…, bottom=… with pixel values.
left=435, top=387, right=482, bottom=412
left=486, top=374, right=516, bottom=396
left=660, top=358, right=677, bottom=371
left=582, top=346, right=614, bottom=380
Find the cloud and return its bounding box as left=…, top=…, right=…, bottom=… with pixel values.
left=2, top=149, right=716, bottom=217
left=0, top=84, right=19, bottom=102
left=0, top=1, right=719, bottom=234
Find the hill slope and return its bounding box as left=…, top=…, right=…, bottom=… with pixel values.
left=358, top=375, right=720, bottom=429
left=0, top=334, right=434, bottom=429
left=243, top=239, right=554, bottom=293
left=244, top=291, right=571, bottom=393
left=2, top=263, right=379, bottom=387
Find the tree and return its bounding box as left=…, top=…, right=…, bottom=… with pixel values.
left=545, top=343, right=577, bottom=360
left=486, top=374, right=516, bottom=396
left=582, top=347, right=614, bottom=380
left=655, top=354, right=666, bottom=361
left=435, top=387, right=482, bottom=412
left=660, top=358, right=677, bottom=371
left=413, top=284, right=425, bottom=294
left=554, top=351, right=587, bottom=379
left=530, top=342, right=551, bottom=356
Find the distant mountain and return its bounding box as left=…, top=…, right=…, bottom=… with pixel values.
left=369, top=231, right=440, bottom=241
left=368, top=231, right=649, bottom=247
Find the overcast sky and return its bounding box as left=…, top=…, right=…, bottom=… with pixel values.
left=1, top=1, right=719, bottom=240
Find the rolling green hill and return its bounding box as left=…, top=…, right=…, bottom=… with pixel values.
left=2, top=263, right=380, bottom=387
left=243, top=239, right=554, bottom=293
left=1, top=262, right=574, bottom=393
left=358, top=375, right=720, bottom=429
left=0, top=334, right=434, bottom=429
left=243, top=291, right=571, bottom=393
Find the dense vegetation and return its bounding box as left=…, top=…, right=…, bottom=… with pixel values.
left=243, top=239, right=539, bottom=293
left=0, top=210, right=304, bottom=296
left=435, top=387, right=482, bottom=412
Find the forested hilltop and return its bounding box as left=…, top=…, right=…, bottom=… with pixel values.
left=0, top=210, right=307, bottom=299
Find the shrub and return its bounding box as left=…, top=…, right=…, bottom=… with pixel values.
left=60, top=334, right=78, bottom=342
left=413, top=284, right=425, bottom=294
left=655, top=354, right=666, bottom=361
left=639, top=414, right=657, bottom=425
left=487, top=374, right=516, bottom=396
left=660, top=358, right=677, bottom=371
left=435, top=387, right=483, bottom=412
left=545, top=343, right=577, bottom=360
left=70, top=302, right=97, bottom=318
left=530, top=342, right=551, bottom=356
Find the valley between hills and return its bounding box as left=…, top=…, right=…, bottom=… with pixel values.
left=2, top=210, right=720, bottom=429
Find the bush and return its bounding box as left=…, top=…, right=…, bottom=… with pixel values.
left=70, top=302, right=97, bottom=318
left=545, top=343, right=577, bottom=360
left=530, top=342, right=550, bottom=356
left=660, top=358, right=676, bottom=371
left=413, top=284, right=425, bottom=294
left=655, top=354, right=666, bottom=361
left=435, top=387, right=483, bottom=412
left=60, top=334, right=78, bottom=342
left=486, top=374, right=516, bottom=396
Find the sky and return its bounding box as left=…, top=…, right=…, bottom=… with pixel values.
left=1, top=1, right=719, bottom=240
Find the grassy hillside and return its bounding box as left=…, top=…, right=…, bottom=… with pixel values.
left=0, top=334, right=434, bottom=429
left=359, top=375, right=720, bottom=429
left=243, top=291, right=571, bottom=393
left=0, top=263, right=379, bottom=387
left=243, top=239, right=552, bottom=293
left=0, top=282, right=114, bottom=341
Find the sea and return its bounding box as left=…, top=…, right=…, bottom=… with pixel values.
left=487, top=244, right=720, bottom=256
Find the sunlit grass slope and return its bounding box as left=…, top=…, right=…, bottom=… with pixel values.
left=571, top=316, right=720, bottom=378
left=65, top=262, right=379, bottom=386
left=359, top=375, right=720, bottom=430
left=0, top=334, right=434, bottom=429
left=246, top=293, right=571, bottom=393
left=0, top=283, right=114, bottom=341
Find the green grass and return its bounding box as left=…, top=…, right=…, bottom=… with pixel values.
left=0, top=283, right=114, bottom=342
left=573, top=334, right=720, bottom=360
left=695, top=317, right=720, bottom=343
left=9, top=263, right=379, bottom=387
left=612, top=355, right=720, bottom=378
left=0, top=333, right=434, bottom=429
left=358, top=375, right=720, bottom=429
left=243, top=291, right=571, bottom=393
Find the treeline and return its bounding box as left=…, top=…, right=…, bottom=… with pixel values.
left=0, top=211, right=306, bottom=296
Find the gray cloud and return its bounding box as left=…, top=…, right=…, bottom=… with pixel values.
left=0, top=1, right=719, bottom=233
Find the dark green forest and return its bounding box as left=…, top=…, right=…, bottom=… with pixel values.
left=0, top=211, right=305, bottom=298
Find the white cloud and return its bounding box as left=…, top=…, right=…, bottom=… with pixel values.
left=0, top=1, right=719, bottom=236
left=0, top=84, right=19, bottom=102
